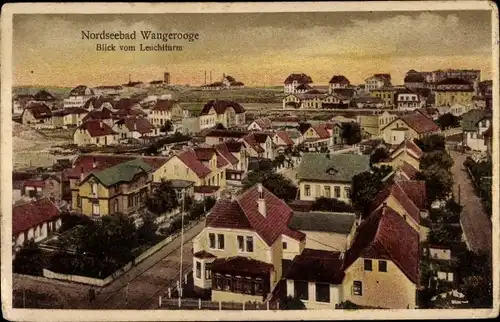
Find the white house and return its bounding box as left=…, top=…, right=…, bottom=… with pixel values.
left=284, top=73, right=313, bottom=94
left=73, top=120, right=117, bottom=146
left=461, top=109, right=492, bottom=152
left=112, top=117, right=156, bottom=140
left=328, top=75, right=350, bottom=93
left=396, top=90, right=425, bottom=111
left=63, top=85, right=95, bottom=108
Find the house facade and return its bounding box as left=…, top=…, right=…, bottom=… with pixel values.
left=199, top=100, right=246, bottom=129
left=21, top=103, right=53, bottom=129
left=63, top=85, right=95, bottom=108
left=461, top=109, right=492, bottom=152
left=370, top=88, right=397, bottom=108
left=73, top=120, right=117, bottom=146
left=328, top=75, right=350, bottom=93
left=149, top=99, right=184, bottom=128
left=434, top=78, right=474, bottom=107
left=284, top=73, right=313, bottom=94
left=381, top=113, right=441, bottom=145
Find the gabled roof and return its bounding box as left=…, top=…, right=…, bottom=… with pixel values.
left=69, top=85, right=95, bottom=96
left=242, top=133, right=268, bottom=153
left=383, top=113, right=440, bottom=134
left=152, top=99, right=178, bottom=111
left=215, top=143, right=240, bottom=165
left=77, top=120, right=116, bottom=137
left=286, top=249, right=345, bottom=284
left=252, top=117, right=273, bottom=129
left=461, top=109, right=492, bottom=132
left=404, top=74, right=424, bottom=83
left=223, top=140, right=245, bottom=153
left=206, top=184, right=306, bottom=246
left=115, top=117, right=153, bottom=135
left=83, top=158, right=152, bottom=187
left=176, top=150, right=212, bottom=179
left=399, top=161, right=420, bottom=180
left=284, top=73, right=313, bottom=85
left=343, top=205, right=419, bottom=284
left=275, top=130, right=294, bottom=146
left=114, top=98, right=137, bottom=110
left=437, top=78, right=472, bottom=86
left=82, top=107, right=113, bottom=122
left=389, top=139, right=424, bottom=160
left=52, top=107, right=88, bottom=117
left=329, top=75, right=350, bottom=84
left=12, top=198, right=61, bottom=235
left=297, top=153, right=370, bottom=183
left=200, top=100, right=245, bottom=115
left=289, top=212, right=355, bottom=234
left=83, top=96, right=115, bottom=110
left=33, top=90, right=56, bottom=101
left=310, top=124, right=331, bottom=139
left=24, top=103, right=51, bottom=119
left=368, top=179, right=424, bottom=223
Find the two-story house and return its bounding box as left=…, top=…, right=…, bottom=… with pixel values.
left=63, top=85, right=95, bottom=109
left=73, top=120, right=117, bottom=146
left=199, top=100, right=246, bottom=129
left=297, top=153, right=370, bottom=203
left=241, top=132, right=275, bottom=160
left=273, top=131, right=295, bottom=149
left=365, top=74, right=391, bottom=91
left=380, top=113, right=441, bottom=145
left=328, top=75, right=350, bottom=93
left=21, top=103, right=53, bottom=129
left=356, top=111, right=398, bottom=137
left=192, top=184, right=306, bottom=302
left=75, top=159, right=152, bottom=218
left=51, top=107, right=88, bottom=128
left=461, top=109, right=493, bottom=152
left=370, top=88, right=398, bottom=108
left=284, top=73, right=313, bottom=94
left=203, top=129, right=249, bottom=146
left=149, top=99, right=184, bottom=128
left=32, top=90, right=57, bottom=109
left=434, top=78, right=474, bottom=106
left=396, top=89, right=425, bottom=111
left=302, top=124, right=332, bottom=150
left=112, top=117, right=156, bottom=140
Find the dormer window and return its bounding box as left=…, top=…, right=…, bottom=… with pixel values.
left=326, top=167, right=338, bottom=176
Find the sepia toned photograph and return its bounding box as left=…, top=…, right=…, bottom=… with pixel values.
left=1, top=1, right=498, bottom=321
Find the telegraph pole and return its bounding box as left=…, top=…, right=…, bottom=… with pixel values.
left=179, top=190, right=185, bottom=298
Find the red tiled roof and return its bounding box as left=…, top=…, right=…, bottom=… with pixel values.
left=215, top=143, right=239, bottom=165
left=12, top=198, right=61, bottom=235
left=253, top=117, right=273, bottom=130
left=275, top=131, right=294, bottom=146
left=177, top=150, right=211, bottom=179
left=396, top=113, right=441, bottom=134
left=152, top=99, right=177, bottom=111
left=77, top=120, right=116, bottom=137
left=82, top=107, right=113, bottom=122
left=115, top=117, right=153, bottom=134
left=206, top=184, right=306, bottom=246
left=224, top=140, right=245, bottom=153
left=24, top=103, right=51, bottom=119
left=388, top=139, right=423, bottom=160
left=204, top=129, right=248, bottom=139
left=329, top=75, right=350, bottom=85
left=193, top=250, right=217, bottom=259
left=242, top=133, right=265, bottom=153
left=83, top=97, right=115, bottom=110
left=286, top=249, right=345, bottom=284
left=311, top=124, right=331, bottom=139
left=194, top=147, right=216, bottom=161
left=194, top=185, right=220, bottom=194
left=396, top=180, right=427, bottom=210
left=343, top=205, right=419, bottom=284
left=369, top=180, right=421, bottom=224
left=400, top=161, right=420, bottom=180
left=200, top=100, right=245, bottom=115
left=211, top=257, right=274, bottom=276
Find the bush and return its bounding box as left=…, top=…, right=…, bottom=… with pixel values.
left=13, top=241, right=47, bottom=276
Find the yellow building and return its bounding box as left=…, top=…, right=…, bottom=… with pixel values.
left=381, top=113, right=441, bottom=145
left=192, top=184, right=306, bottom=303
left=199, top=100, right=246, bottom=129
left=342, top=205, right=419, bottom=309
left=376, top=139, right=423, bottom=171
left=75, top=159, right=152, bottom=218
left=357, top=111, right=398, bottom=137
left=434, top=78, right=475, bottom=106
left=149, top=99, right=184, bottom=128
left=297, top=153, right=370, bottom=204
left=370, top=88, right=397, bottom=108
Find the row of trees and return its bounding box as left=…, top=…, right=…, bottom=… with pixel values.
left=463, top=156, right=492, bottom=218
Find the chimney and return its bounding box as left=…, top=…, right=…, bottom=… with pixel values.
left=80, top=166, right=84, bottom=182
left=100, top=122, right=103, bottom=129
left=92, top=157, right=97, bottom=169
left=257, top=183, right=266, bottom=217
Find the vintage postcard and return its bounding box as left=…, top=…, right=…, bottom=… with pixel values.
left=1, top=1, right=498, bottom=321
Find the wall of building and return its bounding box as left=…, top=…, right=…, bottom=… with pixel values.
left=286, top=279, right=342, bottom=309
left=301, top=231, right=349, bottom=252
left=299, top=181, right=351, bottom=204
left=435, top=91, right=473, bottom=106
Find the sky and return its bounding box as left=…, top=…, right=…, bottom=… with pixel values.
left=13, top=11, right=493, bottom=87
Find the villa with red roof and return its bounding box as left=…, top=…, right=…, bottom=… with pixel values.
left=112, top=117, right=157, bottom=140
left=73, top=120, right=117, bottom=146
left=240, top=132, right=275, bottom=160
left=199, top=100, right=246, bottom=130
left=192, top=183, right=306, bottom=302
left=302, top=123, right=341, bottom=149
left=273, top=130, right=295, bottom=148
left=12, top=198, right=62, bottom=250
left=380, top=112, right=441, bottom=145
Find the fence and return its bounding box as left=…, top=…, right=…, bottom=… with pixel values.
left=159, top=298, right=280, bottom=311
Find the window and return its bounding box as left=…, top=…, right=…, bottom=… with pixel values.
left=364, top=259, right=372, bottom=271
left=353, top=281, right=363, bottom=296
left=246, top=236, right=254, bottom=252
left=294, top=280, right=308, bottom=300
left=209, top=233, right=216, bottom=249
left=254, top=278, right=264, bottom=295
left=92, top=203, right=100, bottom=216
left=379, top=260, right=387, bottom=272
left=282, top=242, right=287, bottom=250
left=315, top=283, right=330, bottom=303
left=77, top=196, right=82, bottom=208
left=237, top=235, right=244, bottom=251
left=305, top=185, right=311, bottom=196
left=217, top=234, right=225, bottom=249
left=205, top=262, right=212, bottom=279
left=223, top=275, right=232, bottom=291
left=345, top=187, right=351, bottom=199
left=196, top=261, right=201, bottom=278
left=214, top=273, right=222, bottom=290
left=324, top=186, right=331, bottom=198
left=334, top=186, right=341, bottom=198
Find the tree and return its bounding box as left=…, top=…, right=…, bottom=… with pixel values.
left=350, top=165, right=393, bottom=214
left=370, top=147, right=390, bottom=165
left=456, top=250, right=492, bottom=308
left=280, top=296, right=306, bottom=310
left=136, top=212, right=159, bottom=244
left=146, top=180, right=180, bottom=215
left=160, top=119, right=174, bottom=133
left=427, top=224, right=457, bottom=245
left=436, top=113, right=460, bottom=130
left=414, top=134, right=446, bottom=152
left=341, top=122, right=362, bottom=145
left=420, top=150, right=454, bottom=170
left=311, top=197, right=353, bottom=213
left=243, top=171, right=298, bottom=202
left=274, top=154, right=286, bottom=168
left=335, top=300, right=362, bottom=309
left=417, top=165, right=453, bottom=203
left=13, top=240, right=47, bottom=276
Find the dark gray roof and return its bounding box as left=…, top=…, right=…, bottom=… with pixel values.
left=289, top=211, right=356, bottom=234
left=461, top=109, right=492, bottom=132
left=297, top=153, right=370, bottom=183
left=169, top=180, right=195, bottom=188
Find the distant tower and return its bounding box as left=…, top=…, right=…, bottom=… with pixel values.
left=164, top=72, right=171, bottom=85
left=204, top=70, right=207, bottom=85
left=128, top=74, right=131, bottom=83
left=210, top=71, right=212, bottom=84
